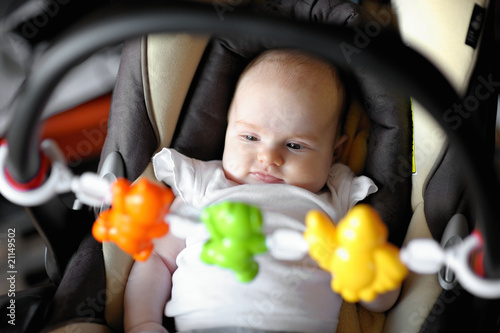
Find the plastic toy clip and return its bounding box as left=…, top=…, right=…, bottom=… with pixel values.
left=400, top=230, right=500, bottom=299
left=0, top=139, right=113, bottom=207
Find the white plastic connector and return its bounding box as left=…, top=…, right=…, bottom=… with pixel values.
left=167, top=213, right=206, bottom=239
left=400, top=238, right=445, bottom=274
left=401, top=234, right=500, bottom=299
left=71, top=172, right=113, bottom=207
left=266, top=229, right=309, bottom=261
left=0, top=139, right=112, bottom=208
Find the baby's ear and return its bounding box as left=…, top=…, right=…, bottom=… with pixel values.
left=332, top=134, right=349, bottom=165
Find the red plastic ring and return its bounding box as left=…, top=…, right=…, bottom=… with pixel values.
left=470, top=230, right=485, bottom=277
left=2, top=142, right=50, bottom=191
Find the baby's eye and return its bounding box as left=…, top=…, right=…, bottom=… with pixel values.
left=244, top=135, right=258, bottom=141
left=287, top=142, right=303, bottom=150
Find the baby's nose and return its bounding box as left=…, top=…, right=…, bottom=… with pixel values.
left=258, top=147, right=283, bottom=167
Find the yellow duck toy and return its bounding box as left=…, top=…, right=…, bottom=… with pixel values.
left=304, top=204, right=408, bottom=303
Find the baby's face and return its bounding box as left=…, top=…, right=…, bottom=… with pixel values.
left=222, top=67, right=345, bottom=193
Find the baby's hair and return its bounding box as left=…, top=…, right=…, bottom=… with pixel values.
left=242, top=49, right=342, bottom=94
left=233, top=48, right=348, bottom=134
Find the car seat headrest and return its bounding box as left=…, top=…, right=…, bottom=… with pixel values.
left=170, top=0, right=412, bottom=246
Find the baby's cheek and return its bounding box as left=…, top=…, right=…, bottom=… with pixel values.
left=225, top=158, right=239, bottom=174
left=223, top=154, right=245, bottom=180
left=298, top=163, right=330, bottom=192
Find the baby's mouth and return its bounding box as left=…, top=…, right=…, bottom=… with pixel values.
left=251, top=172, right=284, bottom=184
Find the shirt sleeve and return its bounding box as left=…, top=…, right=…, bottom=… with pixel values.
left=153, top=148, right=194, bottom=198
left=152, top=148, right=225, bottom=206
left=327, top=163, right=378, bottom=217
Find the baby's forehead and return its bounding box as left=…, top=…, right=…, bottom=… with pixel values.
left=239, top=50, right=343, bottom=94
left=229, top=50, right=346, bottom=125
left=245, top=51, right=333, bottom=78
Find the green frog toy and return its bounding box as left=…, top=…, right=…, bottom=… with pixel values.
left=200, top=201, right=268, bottom=282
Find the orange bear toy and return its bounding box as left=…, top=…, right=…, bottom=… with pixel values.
left=92, top=178, right=174, bottom=261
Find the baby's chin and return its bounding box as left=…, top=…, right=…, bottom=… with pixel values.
left=223, top=169, right=325, bottom=192
left=223, top=170, right=282, bottom=186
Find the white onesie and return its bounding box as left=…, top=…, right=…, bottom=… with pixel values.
left=153, top=148, right=378, bottom=333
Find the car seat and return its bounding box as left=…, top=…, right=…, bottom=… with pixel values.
left=385, top=0, right=499, bottom=332
left=0, top=0, right=497, bottom=332
left=33, top=1, right=412, bottom=332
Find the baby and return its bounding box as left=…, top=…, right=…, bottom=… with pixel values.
left=124, top=49, right=399, bottom=333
